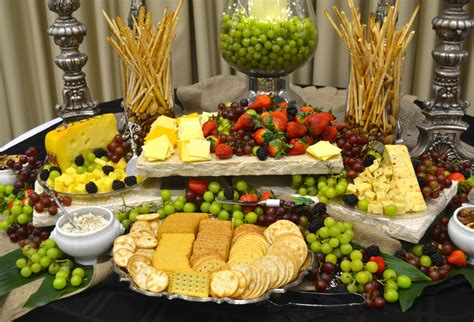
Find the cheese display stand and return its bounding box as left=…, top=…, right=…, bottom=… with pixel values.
left=1, top=0, right=474, bottom=321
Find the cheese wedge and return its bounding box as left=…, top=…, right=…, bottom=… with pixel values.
left=45, top=114, right=118, bottom=170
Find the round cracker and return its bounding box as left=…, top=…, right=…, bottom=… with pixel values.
left=113, top=248, right=134, bottom=267
left=114, top=235, right=136, bottom=249
left=127, top=254, right=152, bottom=278
left=270, top=235, right=307, bottom=269
left=210, top=270, right=239, bottom=298
left=230, top=269, right=247, bottom=298
left=134, top=230, right=158, bottom=249
left=136, top=213, right=160, bottom=221
left=254, top=256, right=280, bottom=289
left=146, top=269, right=168, bottom=293
left=113, top=241, right=135, bottom=253
left=231, top=264, right=255, bottom=299
left=133, top=265, right=155, bottom=290
left=264, top=220, right=303, bottom=244
left=267, top=255, right=287, bottom=288
left=130, top=221, right=152, bottom=233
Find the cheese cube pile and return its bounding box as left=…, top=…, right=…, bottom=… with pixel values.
left=48, top=157, right=129, bottom=194
left=347, top=145, right=426, bottom=215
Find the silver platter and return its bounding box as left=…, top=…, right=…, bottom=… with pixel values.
left=113, top=251, right=314, bottom=304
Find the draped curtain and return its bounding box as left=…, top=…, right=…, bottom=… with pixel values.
left=0, top=0, right=472, bottom=146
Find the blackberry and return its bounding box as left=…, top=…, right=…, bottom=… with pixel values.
left=328, top=284, right=346, bottom=294
left=256, top=147, right=268, bottom=161
left=49, top=166, right=62, bottom=175
left=461, top=169, right=471, bottom=179
left=124, top=176, right=137, bottom=186
left=85, top=182, right=98, bottom=194
left=422, top=242, right=437, bottom=256
left=223, top=187, right=235, bottom=200
left=102, top=165, right=115, bottom=175
left=308, top=217, right=325, bottom=233
left=287, top=115, right=295, bottom=122
left=412, top=159, right=422, bottom=169
left=364, top=154, right=376, bottom=167
left=431, top=253, right=445, bottom=266
left=342, top=194, right=359, bottom=207
left=417, top=176, right=427, bottom=188
left=74, top=155, right=85, bottom=166
left=287, top=105, right=298, bottom=116
left=94, top=148, right=107, bottom=158
left=39, top=169, right=50, bottom=181
left=365, top=245, right=381, bottom=257
left=112, top=180, right=126, bottom=191
left=311, top=202, right=327, bottom=216
left=394, top=249, right=407, bottom=260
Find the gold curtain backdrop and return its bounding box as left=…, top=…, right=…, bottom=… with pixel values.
left=0, top=0, right=472, bottom=146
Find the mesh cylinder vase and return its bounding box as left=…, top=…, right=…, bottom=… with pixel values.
left=219, top=0, right=317, bottom=103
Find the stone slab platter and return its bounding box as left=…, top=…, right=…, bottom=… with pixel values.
left=241, top=176, right=458, bottom=244
left=136, top=153, right=343, bottom=178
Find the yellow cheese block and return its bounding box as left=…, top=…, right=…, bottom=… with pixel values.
left=143, top=135, right=174, bottom=161
left=178, top=118, right=203, bottom=141
left=178, top=139, right=210, bottom=162
left=45, top=114, right=118, bottom=170
left=150, top=115, right=177, bottom=130
left=145, top=126, right=178, bottom=147
left=306, top=141, right=342, bottom=160
left=177, top=113, right=199, bottom=126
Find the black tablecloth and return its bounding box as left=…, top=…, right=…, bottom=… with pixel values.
left=10, top=98, right=474, bottom=322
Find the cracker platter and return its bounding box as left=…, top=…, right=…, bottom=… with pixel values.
left=112, top=213, right=314, bottom=304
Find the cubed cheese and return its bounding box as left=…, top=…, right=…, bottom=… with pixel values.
left=346, top=183, right=357, bottom=194
left=364, top=190, right=376, bottom=201
left=367, top=203, right=383, bottom=214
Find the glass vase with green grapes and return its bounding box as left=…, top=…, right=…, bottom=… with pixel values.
left=220, top=0, right=317, bottom=103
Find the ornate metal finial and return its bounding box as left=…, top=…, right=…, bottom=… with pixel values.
left=128, top=0, right=147, bottom=29
left=47, top=0, right=98, bottom=121
left=411, top=0, right=474, bottom=160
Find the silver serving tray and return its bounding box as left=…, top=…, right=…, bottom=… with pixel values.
left=113, top=251, right=314, bottom=304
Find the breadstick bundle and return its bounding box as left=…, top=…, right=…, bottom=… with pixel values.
left=103, top=2, right=183, bottom=135
left=325, top=0, right=419, bottom=143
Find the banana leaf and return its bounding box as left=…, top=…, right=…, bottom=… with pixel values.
left=24, top=264, right=94, bottom=308
left=398, top=266, right=474, bottom=312
left=0, top=249, right=47, bottom=297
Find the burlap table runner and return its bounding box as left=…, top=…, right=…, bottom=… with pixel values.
left=0, top=227, right=112, bottom=322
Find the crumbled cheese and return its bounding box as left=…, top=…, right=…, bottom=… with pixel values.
left=61, top=212, right=108, bottom=234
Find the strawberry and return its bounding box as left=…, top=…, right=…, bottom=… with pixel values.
left=260, top=191, right=274, bottom=200
left=249, top=94, right=272, bottom=113
left=447, top=249, right=468, bottom=267
left=316, top=111, right=335, bottom=122
left=206, top=135, right=220, bottom=152
left=305, top=113, right=329, bottom=136
left=253, top=128, right=273, bottom=146
left=202, top=119, right=217, bottom=137
left=267, top=138, right=288, bottom=159
left=295, top=113, right=307, bottom=124
left=240, top=193, right=259, bottom=213
left=215, top=144, right=233, bottom=159
left=288, top=138, right=307, bottom=156
left=22, top=189, right=34, bottom=206
left=260, top=111, right=272, bottom=124
left=272, top=111, right=288, bottom=132
left=278, top=101, right=288, bottom=108
left=300, top=106, right=314, bottom=113
left=369, top=256, right=386, bottom=274
left=187, top=178, right=208, bottom=195
left=286, top=121, right=308, bottom=139
left=320, top=125, right=339, bottom=142
left=447, top=173, right=465, bottom=181
left=301, top=135, right=314, bottom=146
left=233, top=112, right=255, bottom=131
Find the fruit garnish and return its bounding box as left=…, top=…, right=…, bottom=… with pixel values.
left=447, top=249, right=467, bottom=267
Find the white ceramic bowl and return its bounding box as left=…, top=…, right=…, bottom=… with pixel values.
left=0, top=169, right=17, bottom=186
left=448, top=205, right=474, bottom=265
left=51, top=206, right=124, bottom=265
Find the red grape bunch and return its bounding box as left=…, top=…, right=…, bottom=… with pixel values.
left=5, top=147, right=43, bottom=193
left=336, top=130, right=370, bottom=180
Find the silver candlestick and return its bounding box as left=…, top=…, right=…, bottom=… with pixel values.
left=128, top=0, right=147, bottom=29
left=411, top=0, right=474, bottom=160
left=48, top=0, right=98, bottom=121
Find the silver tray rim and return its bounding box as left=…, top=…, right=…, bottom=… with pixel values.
left=112, top=251, right=314, bottom=305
